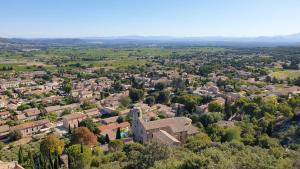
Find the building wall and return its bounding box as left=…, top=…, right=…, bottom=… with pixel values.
left=0, top=114, right=10, bottom=119
left=63, top=117, right=85, bottom=129
left=0, top=161, right=25, bottom=169
left=20, top=125, right=44, bottom=136
left=132, top=108, right=145, bottom=142
left=132, top=108, right=192, bottom=143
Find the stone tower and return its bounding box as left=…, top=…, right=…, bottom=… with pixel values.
left=131, top=107, right=143, bottom=141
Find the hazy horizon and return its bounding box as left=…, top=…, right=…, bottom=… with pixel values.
left=1, top=32, right=300, bottom=39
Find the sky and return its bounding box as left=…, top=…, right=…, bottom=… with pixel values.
left=0, top=0, right=300, bottom=38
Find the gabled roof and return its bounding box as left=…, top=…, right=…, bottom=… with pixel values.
left=11, top=119, right=49, bottom=131
left=62, top=113, right=86, bottom=121
left=24, top=108, right=40, bottom=117
left=45, top=105, right=61, bottom=112
left=153, top=130, right=180, bottom=145
left=0, top=125, right=9, bottom=133
left=15, top=113, right=26, bottom=120
left=84, top=108, right=99, bottom=117
left=0, top=111, right=10, bottom=116
left=84, top=108, right=98, bottom=113
left=142, top=117, right=196, bottom=134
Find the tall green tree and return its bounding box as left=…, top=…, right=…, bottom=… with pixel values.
left=224, top=97, right=232, bottom=119
left=53, top=150, right=60, bottom=169
left=40, top=134, right=65, bottom=157
left=62, top=81, right=72, bottom=93
left=68, top=124, right=72, bottom=134
left=48, top=149, right=54, bottom=169
left=116, top=127, right=121, bottom=139
left=80, top=143, right=83, bottom=153
left=67, top=144, right=92, bottom=169
left=18, top=146, right=24, bottom=165
left=105, top=134, right=110, bottom=143
left=27, top=151, right=35, bottom=169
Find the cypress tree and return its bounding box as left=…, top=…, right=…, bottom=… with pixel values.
left=68, top=124, right=72, bottom=134
left=28, top=151, right=35, bottom=169
left=267, top=123, right=274, bottom=136
left=53, top=150, right=59, bottom=169
left=48, top=149, right=54, bottom=169
left=105, top=134, right=110, bottom=143
left=39, top=154, right=46, bottom=169
left=36, top=154, right=41, bottom=169
left=116, top=127, right=121, bottom=139
left=18, top=146, right=24, bottom=165
left=67, top=154, right=71, bottom=169
left=224, top=97, right=232, bottom=119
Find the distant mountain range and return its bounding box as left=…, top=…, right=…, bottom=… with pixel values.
left=88, top=33, right=300, bottom=42
left=1, top=33, right=300, bottom=48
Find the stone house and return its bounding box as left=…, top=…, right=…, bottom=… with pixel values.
left=62, top=113, right=86, bottom=129
left=45, top=103, right=80, bottom=117
left=0, top=160, right=24, bottom=169
left=0, top=125, right=10, bottom=139
left=84, top=108, right=99, bottom=118
left=10, top=119, right=50, bottom=136
left=100, top=116, right=119, bottom=125
left=131, top=107, right=198, bottom=145
left=0, top=111, right=10, bottom=120
left=23, top=108, right=41, bottom=120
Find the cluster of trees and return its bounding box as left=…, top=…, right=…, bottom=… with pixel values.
left=282, top=58, right=300, bottom=70
left=145, top=90, right=170, bottom=106
left=62, top=80, right=72, bottom=94
left=4, top=46, right=300, bottom=168
left=9, top=129, right=22, bottom=141
left=81, top=100, right=97, bottom=110
left=25, top=133, right=299, bottom=169
left=0, top=66, right=13, bottom=71
left=129, top=88, right=144, bottom=102
left=172, top=92, right=204, bottom=113
left=20, top=92, right=297, bottom=169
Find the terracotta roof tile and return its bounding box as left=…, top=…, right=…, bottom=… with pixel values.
left=97, top=122, right=130, bottom=133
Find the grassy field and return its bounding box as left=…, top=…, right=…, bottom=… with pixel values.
left=271, top=70, right=300, bottom=80
left=0, top=47, right=230, bottom=72
left=0, top=62, right=56, bottom=74
left=66, top=59, right=150, bottom=68
left=92, top=59, right=149, bottom=68
left=38, top=47, right=230, bottom=59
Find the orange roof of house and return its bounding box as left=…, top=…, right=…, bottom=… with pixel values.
left=100, top=116, right=119, bottom=124
left=24, top=108, right=41, bottom=116
left=0, top=111, right=9, bottom=116
left=97, top=122, right=130, bottom=133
